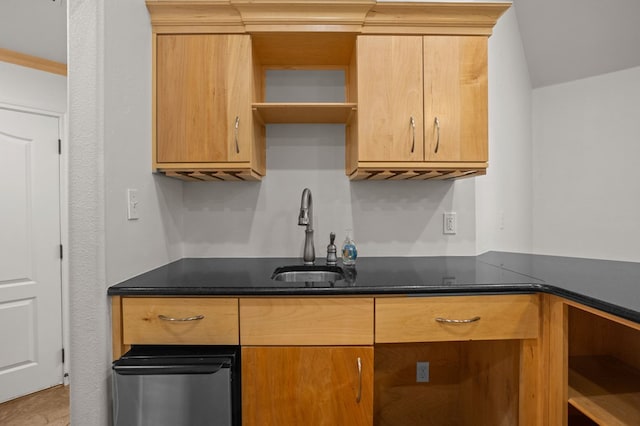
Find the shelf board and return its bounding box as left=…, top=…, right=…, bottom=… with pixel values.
left=568, top=355, right=640, bottom=426
left=252, top=103, right=356, bottom=124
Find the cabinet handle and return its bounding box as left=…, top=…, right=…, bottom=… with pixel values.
left=435, top=316, right=480, bottom=324
left=356, top=357, right=362, bottom=403
left=234, top=116, right=240, bottom=154
left=158, top=314, right=205, bottom=322
left=410, top=116, right=416, bottom=153
left=434, top=117, right=440, bottom=153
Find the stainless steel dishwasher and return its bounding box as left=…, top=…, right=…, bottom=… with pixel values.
left=112, top=345, right=240, bottom=426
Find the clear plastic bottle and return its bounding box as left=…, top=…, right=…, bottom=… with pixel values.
left=341, top=229, right=358, bottom=266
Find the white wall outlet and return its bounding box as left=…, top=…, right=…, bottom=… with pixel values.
left=127, top=189, right=139, bottom=220
left=443, top=212, right=457, bottom=235
left=416, top=361, right=430, bottom=383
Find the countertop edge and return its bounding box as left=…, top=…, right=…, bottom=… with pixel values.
left=108, top=282, right=640, bottom=325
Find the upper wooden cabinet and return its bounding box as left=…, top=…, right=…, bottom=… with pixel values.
left=154, top=34, right=265, bottom=181
left=348, top=35, right=489, bottom=180
left=355, top=36, right=425, bottom=164
left=145, top=1, right=509, bottom=181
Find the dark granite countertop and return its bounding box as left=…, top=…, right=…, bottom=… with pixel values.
left=107, top=251, right=640, bottom=324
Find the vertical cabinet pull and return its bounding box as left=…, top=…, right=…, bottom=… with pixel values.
left=234, top=116, right=240, bottom=154
left=356, top=356, right=362, bottom=403
left=410, top=116, right=416, bottom=153
left=434, top=117, right=440, bottom=153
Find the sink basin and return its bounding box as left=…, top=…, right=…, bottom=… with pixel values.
left=271, top=265, right=345, bottom=283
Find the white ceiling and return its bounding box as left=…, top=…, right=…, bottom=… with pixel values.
left=2, top=0, right=640, bottom=89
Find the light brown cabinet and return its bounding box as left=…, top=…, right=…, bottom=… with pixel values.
left=239, top=297, right=375, bottom=425
left=154, top=34, right=265, bottom=181
left=111, top=292, right=542, bottom=425
left=348, top=35, right=489, bottom=180
left=374, top=294, right=541, bottom=425
left=144, top=1, right=509, bottom=182
left=547, top=297, right=640, bottom=425
left=242, top=346, right=374, bottom=426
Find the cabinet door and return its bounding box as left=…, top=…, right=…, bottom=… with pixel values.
left=423, top=36, right=488, bottom=163
left=242, top=346, right=373, bottom=426
left=357, top=36, right=424, bottom=162
left=156, top=34, right=252, bottom=164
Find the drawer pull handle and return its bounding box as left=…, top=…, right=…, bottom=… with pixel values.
left=158, top=314, right=205, bottom=322
left=356, top=357, right=362, bottom=403
left=435, top=316, right=480, bottom=324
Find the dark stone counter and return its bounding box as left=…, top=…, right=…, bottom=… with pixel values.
left=108, top=252, right=640, bottom=323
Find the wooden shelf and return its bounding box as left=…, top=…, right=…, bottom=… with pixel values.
left=568, top=355, right=640, bottom=425
left=252, top=103, right=356, bottom=124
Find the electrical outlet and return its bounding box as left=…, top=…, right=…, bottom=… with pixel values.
left=127, top=189, right=139, bottom=220
left=416, top=362, right=430, bottom=383
left=443, top=212, right=457, bottom=235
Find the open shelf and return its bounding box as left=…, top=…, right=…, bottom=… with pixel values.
left=568, top=355, right=640, bottom=425
left=252, top=103, right=356, bottom=124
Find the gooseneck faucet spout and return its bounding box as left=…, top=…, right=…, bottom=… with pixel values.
left=298, top=188, right=315, bottom=265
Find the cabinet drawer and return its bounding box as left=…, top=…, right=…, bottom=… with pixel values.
left=240, top=298, right=374, bottom=345
left=122, top=297, right=239, bottom=345
left=375, top=294, right=539, bottom=343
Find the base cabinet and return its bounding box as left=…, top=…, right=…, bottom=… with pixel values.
left=375, top=341, right=521, bottom=426
left=242, top=346, right=374, bottom=426
left=566, top=305, right=640, bottom=425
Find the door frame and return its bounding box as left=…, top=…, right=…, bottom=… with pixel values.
left=0, top=101, right=69, bottom=385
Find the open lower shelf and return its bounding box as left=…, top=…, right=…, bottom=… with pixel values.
left=252, top=103, right=356, bottom=124
left=568, top=355, right=640, bottom=425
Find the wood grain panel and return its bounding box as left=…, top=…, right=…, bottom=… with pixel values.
left=111, top=296, right=129, bottom=360
left=375, top=342, right=464, bottom=426
left=252, top=103, right=357, bottom=123
left=375, top=340, right=520, bottom=426
left=547, top=295, right=568, bottom=426
left=156, top=34, right=252, bottom=164
left=356, top=35, right=424, bottom=162
left=240, top=297, right=373, bottom=345
left=242, top=346, right=373, bottom=426
left=376, top=294, right=539, bottom=343
left=423, top=36, right=488, bottom=163
left=122, top=297, right=239, bottom=345
left=569, top=355, right=640, bottom=426
left=461, top=340, right=520, bottom=426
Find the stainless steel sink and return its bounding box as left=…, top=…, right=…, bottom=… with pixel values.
left=271, top=265, right=345, bottom=283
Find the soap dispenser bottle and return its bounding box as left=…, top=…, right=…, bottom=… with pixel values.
left=341, top=229, right=358, bottom=266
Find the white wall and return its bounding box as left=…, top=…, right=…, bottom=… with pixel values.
left=103, top=0, right=183, bottom=285
left=476, top=7, right=533, bottom=254
left=68, top=0, right=183, bottom=424
left=0, top=62, right=66, bottom=113
left=182, top=72, right=478, bottom=258
left=532, top=66, right=640, bottom=261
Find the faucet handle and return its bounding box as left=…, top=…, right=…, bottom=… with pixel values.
left=327, top=232, right=337, bottom=266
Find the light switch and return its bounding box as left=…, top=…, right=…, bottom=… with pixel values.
left=127, top=189, right=139, bottom=220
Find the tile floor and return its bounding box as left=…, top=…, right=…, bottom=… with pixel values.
left=0, top=385, right=69, bottom=426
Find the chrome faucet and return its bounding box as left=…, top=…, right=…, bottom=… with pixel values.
left=298, top=188, right=315, bottom=265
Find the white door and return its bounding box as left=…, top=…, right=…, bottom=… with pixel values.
left=0, top=106, right=63, bottom=403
